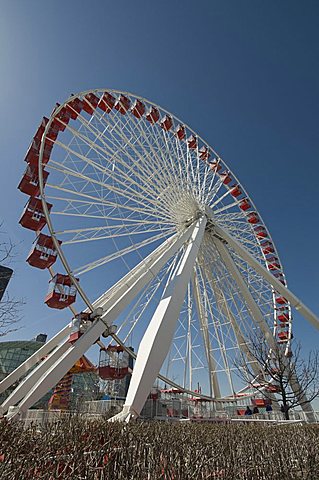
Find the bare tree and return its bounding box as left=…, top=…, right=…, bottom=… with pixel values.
left=234, top=335, right=319, bottom=419
left=0, top=227, right=23, bottom=337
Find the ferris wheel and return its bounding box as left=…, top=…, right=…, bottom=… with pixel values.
left=1, top=89, right=319, bottom=421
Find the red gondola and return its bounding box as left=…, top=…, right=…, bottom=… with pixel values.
left=69, top=312, right=91, bottom=343
left=51, top=103, right=71, bottom=131
left=114, top=94, right=131, bottom=115
left=34, top=117, right=49, bottom=141
left=175, top=124, right=185, bottom=140
left=261, top=240, right=274, bottom=255
left=83, top=93, right=99, bottom=115
left=160, top=115, right=173, bottom=131
left=146, top=106, right=160, bottom=124
left=45, top=274, right=78, bottom=309
left=19, top=198, right=52, bottom=231
left=230, top=185, right=242, bottom=197
left=254, top=225, right=267, bottom=238
left=66, top=97, right=83, bottom=120
left=239, top=198, right=251, bottom=211
left=98, top=92, right=116, bottom=113
left=278, top=312, right=289, bottom=323
left=268, top=262, right=280, bottom=270
left=18, top=165, right=49, bottom=197
left=209, top=159, right=222, bottom=172
left=187, top=135, right=197, bottom=150
left=247, top=212, right=259, bottom=224
left=98, top=345, right=129, bottom=380
left=130, top=99, right=145, bottom=118
left=220, top=171, right=232, bottom=185
left=25, top=137, right=53, bottom=165
left=276, top=296, right=288, bottom=305
left=278, top=331, right=289, bottom=342
left=26, top=234, right=61, bottom=269
left=198, top=146, right=211, bottom=161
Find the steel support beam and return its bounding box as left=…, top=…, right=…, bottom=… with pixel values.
left=192, top=269, right=221, bottom=398
left=5, top=225, right=196, bottom=419
left=0, top=324, right=71, bottom=396
left=212, top=235, right=276, bottom=349
left=212, top=225, right=317, bottom=422
left=212, top=225, right=319, bottom=330
left=110, top=216, right=207, bottom=422
left=202, top=264, right=261, bottom=379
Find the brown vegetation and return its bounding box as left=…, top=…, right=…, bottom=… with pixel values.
left=0, top=418, right=318, bottom=479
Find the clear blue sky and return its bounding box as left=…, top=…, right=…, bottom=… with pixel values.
left=1, top=0, right=318, bottom=358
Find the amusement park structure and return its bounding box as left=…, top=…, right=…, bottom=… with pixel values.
left=0, top=89, right=318, bottom=422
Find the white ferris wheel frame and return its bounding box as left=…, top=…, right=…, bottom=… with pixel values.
left=1, top=89, right=318, bottom=422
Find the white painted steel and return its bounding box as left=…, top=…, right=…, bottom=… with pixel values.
left=212, top=235, right=276, bottom=348
left=7, top=224, right=196, bottom=418
left=1, top=339, right=71, bottom=415
left=110, top=217, right=206, bottom=421
left=10, top=87, right=314, bottom=416
left=212, top=225, right=319, bottom=330
left=0, top=323, right=71, bottom=396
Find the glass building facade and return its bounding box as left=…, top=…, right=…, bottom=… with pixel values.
left=0, top=336, right=100, bottom=408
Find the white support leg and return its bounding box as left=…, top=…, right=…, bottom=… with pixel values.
left=212, top=225, right=319, bottom=330
left=212, top=225, right=318, bottom=422
left=110, top=217, right=207, bottom=422
left=202, top=264, right=262, bottom=379
left=212, top=235, right=277, bottom=349
left=6, top=225, right=196, bottom=419
left=0, top=323, right=71, bottom=396
left=192, top=270, right=221, bottom=398
left=1, top=338, right=71, bottom=415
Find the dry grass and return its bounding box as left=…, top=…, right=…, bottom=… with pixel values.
left=0, top=417, right=318, bottom=479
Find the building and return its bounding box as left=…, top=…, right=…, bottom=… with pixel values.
left=0, top=265, right=13, bottom=301
left=0, top=334, right=100, bottom=409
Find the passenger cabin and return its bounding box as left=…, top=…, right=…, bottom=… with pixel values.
left=187, top=135, right=197, bottom=150
left=98, top=345, right=129, bottom=380
left=130, top=99, right=145, bottom=118
left=230, top=185, right=242, bottom=197
left=98, top=92, right=115, bottom=113
left=18, top=165, right=49, bottom=197
left=83, top=93, right=99, bottom=115
left=114, top=95, right=130, bottom=115
left=69, top=312, right=91, bottom=343
left=239, top=198, right=251, bottom=211
left=26, top=234, right=61, bottom=269
left=45, top=274, right=78, bottom=309
left=265, top=384, right=280, bottom=393
left=247, top=212, right=259, bottom=224
left=66, top=97, right=83, bottom=120
left=254, top=225, right=267, bottom=238
left=25, top=137, right=53, bottom=166
left=209, top=159, right=222, bottom=172
left=278, top=312, right=289, bottom=323
left=146, top=106, right=160, bottom=124
left=160, top=115, right=173, bottom=131
left=199, top=146, right=211, bottom=161
left=175, top=124, right=186, bottom=140
left=51, top=104, right=71, bottom=131
left=19, top=198, right=52, bottom=231
left=220, top=171, right=232, bottom=185
left=261, top=241, right=274, bottom=255
left=276, top=296, right=288, bottom=305
left=278, top=331, right=289, bottom=343
left=34, top=117, right=49, bottom=141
